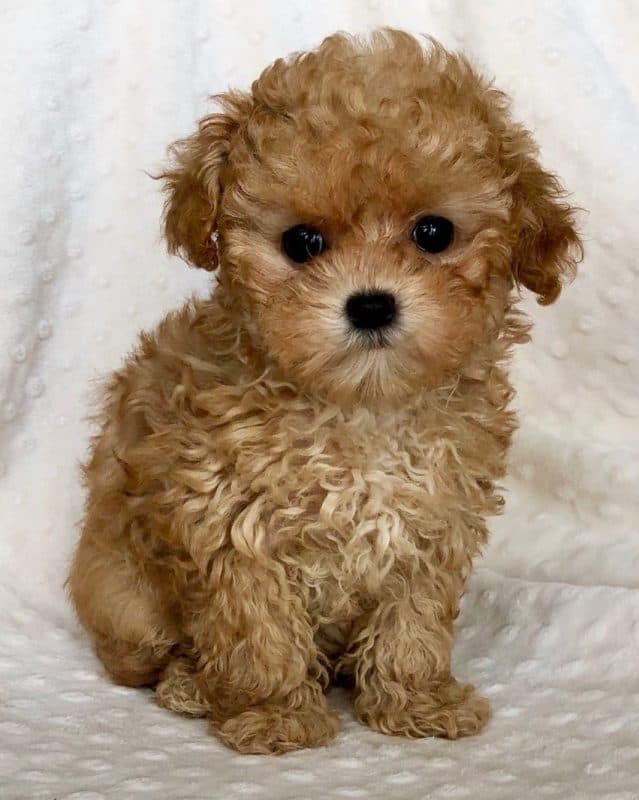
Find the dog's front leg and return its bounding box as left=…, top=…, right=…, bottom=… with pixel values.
left=187, top=553, right=340, bottom=754
left=351, top=589, right=489, bottom=739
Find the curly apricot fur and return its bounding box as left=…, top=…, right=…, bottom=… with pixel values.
left=68, top=30, right=581, bottom=754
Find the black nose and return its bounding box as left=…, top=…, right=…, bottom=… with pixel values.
left=345, top=291, right=397, bottom=331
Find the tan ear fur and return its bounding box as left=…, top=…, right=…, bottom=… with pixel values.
left=158, top=92, right=251, bottom=270
left=507, top=131, right=583, bottom=304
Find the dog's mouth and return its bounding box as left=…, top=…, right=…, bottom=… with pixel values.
left=355, top=329, right=392, bottom=349
left=342, top=326, right=395, bottom=353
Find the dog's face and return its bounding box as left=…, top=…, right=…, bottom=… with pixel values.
left=161, top=31, right=581, bottom=404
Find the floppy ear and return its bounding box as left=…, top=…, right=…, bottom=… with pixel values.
left=158, top=93, right=250, bottom=270
left=508, top=135, right=583, bottom=305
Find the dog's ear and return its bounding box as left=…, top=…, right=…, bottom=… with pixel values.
left=507, top=131, right=583, bottom=305
left=158, top=93, right=250, bottom=270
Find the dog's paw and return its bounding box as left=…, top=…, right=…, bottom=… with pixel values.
left=212, top=702, right=341, bottom=755
left=357, top=679, right=490, bottom=740
left=155, top=657, right=211, bottom=718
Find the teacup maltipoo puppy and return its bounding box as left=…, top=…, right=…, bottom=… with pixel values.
left=68, top=29, right=581, bottom=754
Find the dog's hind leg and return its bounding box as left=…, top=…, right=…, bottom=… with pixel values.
left=155, top=656, right=211, bottom=717
left=68, top=538, right=178, bottom=688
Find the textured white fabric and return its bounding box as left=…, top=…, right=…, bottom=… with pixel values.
left=1, top=1, right=638, bottom=798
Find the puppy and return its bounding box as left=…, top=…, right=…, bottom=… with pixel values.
left=68, top=29, right=582, bottom=754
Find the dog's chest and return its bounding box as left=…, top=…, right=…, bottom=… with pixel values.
left=225, top=396, right=495, bottom=609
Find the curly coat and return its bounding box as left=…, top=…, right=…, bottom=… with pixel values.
left=68, top=30, right=582, bottom=754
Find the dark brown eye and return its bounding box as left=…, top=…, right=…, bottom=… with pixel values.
left=282, top=224, right=326, bottom=264
left=412, top=215, right=454, bottom=254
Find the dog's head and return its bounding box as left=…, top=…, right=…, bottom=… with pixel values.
left=160, top=30, right=582, bottom=404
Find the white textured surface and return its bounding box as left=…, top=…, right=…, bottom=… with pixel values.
left=1, top=1, right=638, bottom=798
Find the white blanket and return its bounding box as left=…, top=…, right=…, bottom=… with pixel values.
left=1, top=1, right=638, bottom=798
